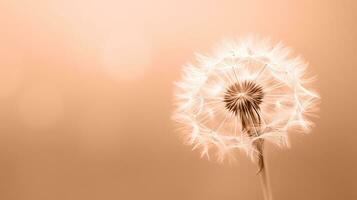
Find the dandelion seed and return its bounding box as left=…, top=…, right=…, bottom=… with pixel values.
left=172, top=36, right=320, bottom=200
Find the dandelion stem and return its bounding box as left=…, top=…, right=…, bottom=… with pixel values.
left=258, top=148, right=273, bottom=200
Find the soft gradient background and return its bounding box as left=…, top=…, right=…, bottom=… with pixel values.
left=0, top=0, right=356, bottom=199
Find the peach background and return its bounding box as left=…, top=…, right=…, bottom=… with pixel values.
left=0, top=0, right=356, bottom=199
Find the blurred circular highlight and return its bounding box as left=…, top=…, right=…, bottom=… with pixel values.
left=0, top=56, right=23, bottom=99
left=0, top=67, right=23, bottom=99
left=18, top=85, right=64, bottom=129
left=100, top=32, right=152, bottom=80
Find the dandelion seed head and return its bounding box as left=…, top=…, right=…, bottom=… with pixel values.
left=173, top=36, right=320, bottom=162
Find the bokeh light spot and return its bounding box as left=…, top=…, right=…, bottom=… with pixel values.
left=18, top=85, right=64, bottom=129
left=100, top=32, right=152, bottom=80
left=0, top=67, right=22, bottom=99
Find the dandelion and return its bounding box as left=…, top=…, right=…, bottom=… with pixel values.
left=173, top=36, right=319, bottom=200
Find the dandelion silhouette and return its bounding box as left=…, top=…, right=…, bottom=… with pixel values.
left=173, top=37, right=319, bottom=200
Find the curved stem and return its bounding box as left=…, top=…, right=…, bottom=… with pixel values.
left=258, top=149, right=273, bottom=200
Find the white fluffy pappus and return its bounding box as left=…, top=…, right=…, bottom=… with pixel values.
left=172, top=37, right=320, bottom=162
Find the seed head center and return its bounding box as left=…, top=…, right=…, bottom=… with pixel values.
left=223, top=80, right=264, bottom=130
